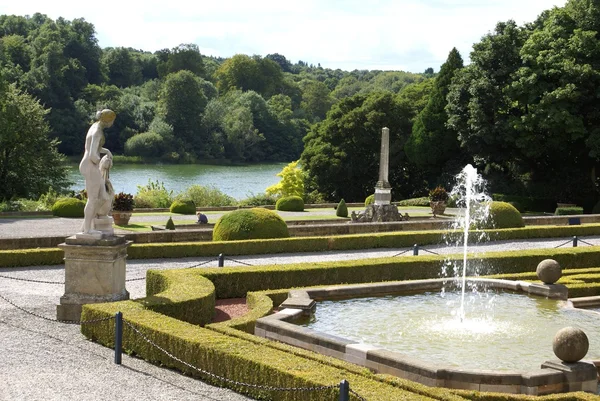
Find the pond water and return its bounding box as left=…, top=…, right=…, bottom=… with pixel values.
left=300, top=291, right=600, bottom=371
left=67, top=163, right=286, bottom=200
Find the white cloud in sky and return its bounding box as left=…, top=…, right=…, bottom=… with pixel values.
left=1, top=0, right=567, bottom=72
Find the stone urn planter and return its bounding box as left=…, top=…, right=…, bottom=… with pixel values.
left=112, top=211, right=132, bottom=225
left=430, top=201, right=447, bottom=216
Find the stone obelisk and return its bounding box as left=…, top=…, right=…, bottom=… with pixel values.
left=374, top=127, right=392, bottom=205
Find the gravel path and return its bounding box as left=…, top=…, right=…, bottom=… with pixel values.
left=1, top=222, right=598, bottom=400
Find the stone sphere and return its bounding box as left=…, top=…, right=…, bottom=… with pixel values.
left=553, top=327, right=589, bottom=363
left=536, top=259, right=562, bottom=284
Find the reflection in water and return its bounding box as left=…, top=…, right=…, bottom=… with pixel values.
left=301, top=291, right=600, bottom=371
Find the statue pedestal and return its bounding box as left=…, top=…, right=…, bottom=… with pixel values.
left=56, top=235, right=131, bottom=322
left=374, top=187, right=392, bottom=206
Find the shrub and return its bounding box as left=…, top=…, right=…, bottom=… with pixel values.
left=38, top=188, right=61, bottom=210
left=275, top=196, right=304, bottom=211
left=113, top=192, right=134, bottom=212
left=336, top=199, right=348, bottom=217
left=429, top=186, right=449, bottom=202
left=365, top=194, right=374, bottom=206
left=134, top=180, right=173, bottom=208
left=265, top=160, right=304, bottom=198
left=51, top=197, right=86, bottom=217
left=482, top=201, right=524, bottom=229
left=124, top=132, right=165, bottom=158
left=397, top=197, right=430, bottom=207
left=555, top=207, right=584, bottom=215
left=213, top=208, right=289, bottom=241
left=177, top=185, right=235, bottom=207
left=170, top=199, right=196, bottom=214
left=238, top=193, right=277, bottom=207
left=165, top=216, right=175, bottom=230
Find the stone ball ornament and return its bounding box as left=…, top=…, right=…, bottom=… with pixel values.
left=536, top=259, right=562, bottom=284
left=553, top=327, right=589, bottom=363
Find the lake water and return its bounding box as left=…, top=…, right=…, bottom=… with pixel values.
left=67, top=163, right=286, bottom=200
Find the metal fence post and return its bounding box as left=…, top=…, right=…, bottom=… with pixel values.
left=115, top=311, right=123, bottom=365
left=413, top=244, right=419, bottom=256
left=218, top=253, right=225, bottom=267
left=573, top=236, right=578, bottom=247
left=339, top=379, right=350, bottom=401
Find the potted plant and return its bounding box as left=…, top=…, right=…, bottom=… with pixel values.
left=429, top=186, right=449, bottom=217
left=112, top=192, right=134, bottom=225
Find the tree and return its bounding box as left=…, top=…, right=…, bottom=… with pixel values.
left=265, top=160, right=305, bottom=198
left=157, top=43, right=205, bottom=78
left=405, top=48, right=464, bottom=183
left=214, top=54, right=284, bottom=99
left=0, top=83, right=69, bottom=200
left=301, top=91, right=414, bottom=201
left=299, top=80, right=334, bottom=122
left=157, top=70, right=208, bottom=156
left=103, top=47, right=142, bottom=87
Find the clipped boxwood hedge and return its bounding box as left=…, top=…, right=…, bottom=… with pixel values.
left=51, top=197, right=86, bottom=217
left=6, top=223, right=600, bottom=268
left=170, top=199, right=196, bottom=215
left=213, top=208, right=289, bottom=241
left=483, top=201, right=524, bottom=229
left=275, top=196, right=304, bottom=212
left=555, top=207, right=584, bottom=216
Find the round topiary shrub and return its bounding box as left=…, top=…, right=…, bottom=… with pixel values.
left=275, top=196, right=304, bottom=211
left=365, top=194, right=375, bottom=206
left=213, top=208, right=289, bottom=241
left=170, top=199, right=196, bottom=215
left=482, top=201, right=524, bottom=229
left=336, top=199, right=348, bottom=217
left=51, top=197, right=86, bottom=218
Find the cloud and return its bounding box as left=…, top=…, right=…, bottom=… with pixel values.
left=1, top=0, right=567, bottom=72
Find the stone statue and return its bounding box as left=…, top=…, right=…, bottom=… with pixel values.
left=79, top=109, right=116, bottom=235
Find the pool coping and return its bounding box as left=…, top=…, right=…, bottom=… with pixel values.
left=255, top=278, right=599, bottom=395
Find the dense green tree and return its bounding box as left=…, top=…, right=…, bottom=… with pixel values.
left=299, top=80, right=334, bottom=122
left=0, top=83, right=69, bottom=200
left=405, top=48, right=464, bottom=183
left=214, top=54, right=284, bottom=99
left=266, top=53, right=292, bottom=72
left=103, top=47, right=142, bottom=87
left=157, top=70, right=208, bottom=156
left=301, top=91, right=414, bottom=201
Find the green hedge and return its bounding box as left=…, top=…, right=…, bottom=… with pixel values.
left=51, top=197, right=85, bottom=217
left=555, top=207, right=584, bottom=215
left=5, top=223, right=600, bottom=268
left=213, top=208, right=289, bottom=241
left=275, top=196, right=304, bottom=212
left=81, top=301, right=461, bottom=401
left=144, top=268, right=215, bottom=325
left=170, top=199, right=196, bottom=215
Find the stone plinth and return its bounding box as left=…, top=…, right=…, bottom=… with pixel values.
left=56, top=235, right=131, bottom=322
left=541, top=360, right=598, bottom=393
left=374, top=188, right=392, bottom=206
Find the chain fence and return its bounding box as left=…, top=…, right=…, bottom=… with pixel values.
left=223, top=257, right=253, bottom=266
left=0, top=274, right=64, bottom=285
left=123, top=319, right=365, bottom=399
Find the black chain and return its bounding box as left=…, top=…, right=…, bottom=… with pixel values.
left=0, top=292, right=114, bottom=325
left=350, top=388, right=368, bottom=401
left=392, top=249, right=410, bottom=257
left=554, top=239, right=573, bottom=248
left=125, top=276, right=146, bottom=282
left=124, top=320, right=337, bottom=393
left=578, top=239, right=596, bottom=247
left=224, top=257, right=253, bottom=266
left=0, top=274, right=64, bottom=285
left=186, top=258, right=219, bottom=269
left=420, top=248, right=440, bottom=256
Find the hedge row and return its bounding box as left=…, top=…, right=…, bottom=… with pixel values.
left=5, top=223, right=600, bottom=268
left=81, top=300, right=463, bottom=400
left=81, top=250, right=600, bottom=401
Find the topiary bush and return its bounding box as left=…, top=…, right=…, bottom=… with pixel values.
left=51, top=197, right=86, bottom=218
left=213, top=208, right=289, bottom=241
left=482, top=201, right=524, bottom=229
left=336, top=199, right=348, bottom=217
left=365, top=194, right=374, bottom=206
left=555, top=207, right=584, bottom=215
left=170, top=199, right=196, bottom=214
left=275, top=196, right=304, bottom=212
left=165, top=216, right=175, bottom=230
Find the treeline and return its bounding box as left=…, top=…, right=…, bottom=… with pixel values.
left=0, top=13, right=425, bottom=163
left=302, top=0, right=600, bottom=204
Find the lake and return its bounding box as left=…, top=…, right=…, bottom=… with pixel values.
left=67, top=163, right=286, bottom=200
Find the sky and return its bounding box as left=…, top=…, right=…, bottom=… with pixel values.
left=2, top=0, right=568, bottom=73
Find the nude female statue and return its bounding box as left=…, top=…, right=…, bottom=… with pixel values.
left=79, top=109, right=116, bottom=234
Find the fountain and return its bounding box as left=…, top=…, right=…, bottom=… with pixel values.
left=255, top=165, right=599, bottom=395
